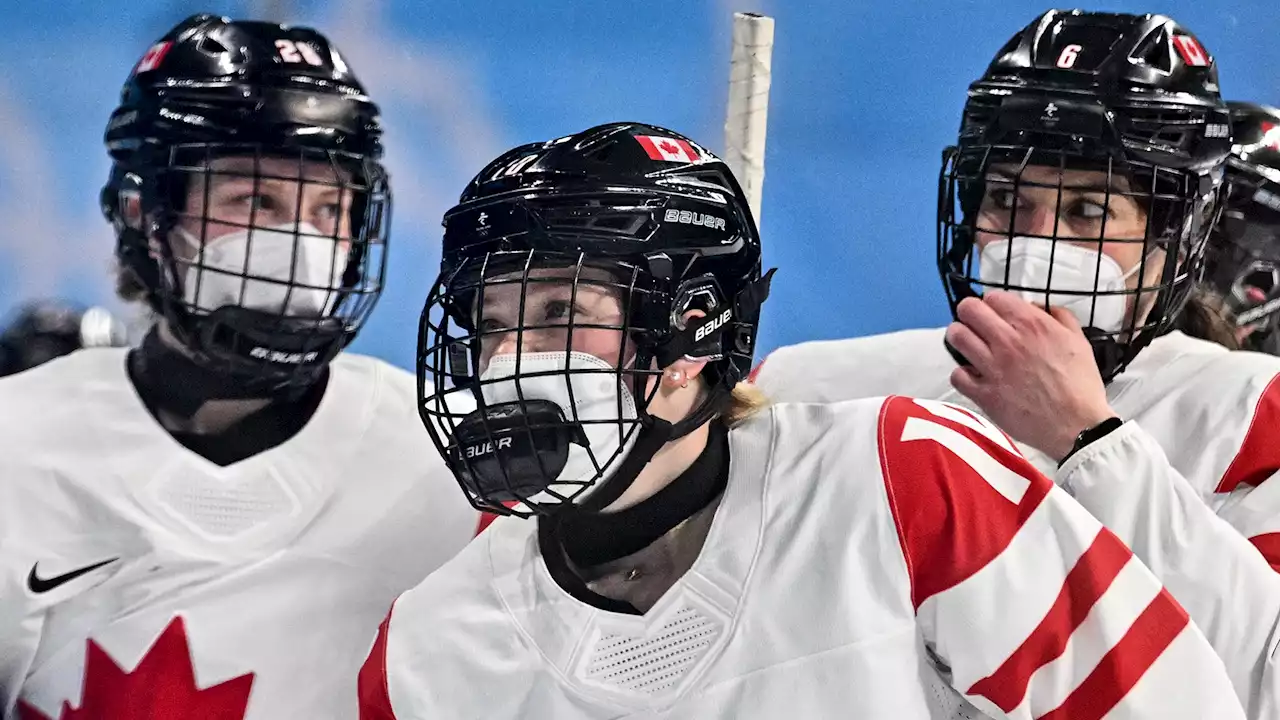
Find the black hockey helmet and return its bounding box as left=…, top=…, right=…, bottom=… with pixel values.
left=418, top=122, right=773, bottom=516
left=939, top=10, right=1231, bottom=381
left=1204, top=101, right=1280, bottom=354
left=101, top=14, right=391, bottom=391
left=0, top=301, right=129, bottom=377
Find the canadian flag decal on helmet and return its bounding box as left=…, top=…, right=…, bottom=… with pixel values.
left=1261, top=122, right=1280, bottom=152
left=1172, top=35, right=1208, bottom=67
left=133, top=42, right=173, bottom=75
left=635, top=135, right=701, bottom=163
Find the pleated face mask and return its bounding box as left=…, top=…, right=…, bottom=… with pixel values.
left=979, top=236, right=1144, bottom=331
left=178, top=222, right=349, bottom=317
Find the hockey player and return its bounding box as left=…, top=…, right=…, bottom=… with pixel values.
left=1203, top=101, right=1280, bottom=354
left=356, top=122, right=1245, bottom=719
left=749, top=11, right=1280, bottom=718
left=0, top=300, right=128, bottom=377
left=0, top=15, right=476, bottom=719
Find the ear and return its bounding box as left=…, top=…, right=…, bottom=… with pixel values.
left=659, top=356, right=710, bottom=390
left=658, top=307, right=713, bottom=390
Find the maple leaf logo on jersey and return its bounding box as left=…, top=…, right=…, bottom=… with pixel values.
left=17, top=617, right=255, bottom=720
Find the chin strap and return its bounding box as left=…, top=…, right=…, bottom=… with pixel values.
left=574, top=270, right=773, bottom=514
left=574, top=417, right=676, bottom=513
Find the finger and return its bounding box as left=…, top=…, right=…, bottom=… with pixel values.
left=984, top=289, right=1052, bottom=326
left=949, top=365, right=989, bottom=401
left=945, top=321, right=996, bottom=375
left=1047, top=304, right=1084, bottom=333
left=956, top=295, right=1018, bottom=347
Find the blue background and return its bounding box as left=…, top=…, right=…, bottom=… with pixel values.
left=1, top=0, right=1277, bottom=369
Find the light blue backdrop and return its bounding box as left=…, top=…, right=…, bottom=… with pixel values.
left=2, top=1, right=1277, bottom=368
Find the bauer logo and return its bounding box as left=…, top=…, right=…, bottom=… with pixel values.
left=664, top=209, right=726, bottom=231
left=250, top=347, right=320, bottom=365
left=1204, top=123, right=1229, bottom=138
left=695, top=308, right=733, bottom=342
left=464, top=437, right=514, bottom=459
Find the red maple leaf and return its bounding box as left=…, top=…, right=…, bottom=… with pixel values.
left=658, top=139, right=681, bottom=156
left=17, top=617, right=254, bottom=720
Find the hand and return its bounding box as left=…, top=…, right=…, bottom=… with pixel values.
left=945, top=291, right=1118, bottom=462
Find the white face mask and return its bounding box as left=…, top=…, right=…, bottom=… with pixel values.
left=176, top=222, right=349, bottom=316
left=978, top=236, right=1145, bottom=332
left=477, top=351, right=640, bottom=505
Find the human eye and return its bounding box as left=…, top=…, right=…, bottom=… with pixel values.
left=1068, top=196, right=1111, bottom=221
left=476, top=315, right=507, bottom=334
left=214, top=187, right=280, bottom=220
left=986, top=187, right=1018, bottom=211
left=543, top=299, right=572, bottom=323
left=243, top=193, right=279, bottom=212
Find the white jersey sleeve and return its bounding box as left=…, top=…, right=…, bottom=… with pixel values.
left=1190, top=360, right=1280, bottom=568
left=1057, top=420, right=1280, bottom=720
left=879, top=397, right=1245, bottom=719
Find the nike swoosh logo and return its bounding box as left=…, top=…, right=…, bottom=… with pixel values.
left=27, top=558, right=119, bottom=594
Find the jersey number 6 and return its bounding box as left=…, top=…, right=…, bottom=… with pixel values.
left=1056, top=44, right=1082, bottom=69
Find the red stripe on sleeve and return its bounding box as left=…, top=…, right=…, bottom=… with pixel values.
left=1036, top=590, right=1190, bottom=720
left=746, top=356, right=768, bottom=384
left=1217, top=373, right=1280, bottom=493
left=967, top=529, right=1133, bottom=711
left=358, top=607, right=400, bottom=720
left=877, top=396, right=1053, bottom=609
left=1249, top=532, right=1280, bottom=572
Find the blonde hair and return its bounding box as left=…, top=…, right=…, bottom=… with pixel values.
left=723, top=381, right=770, bottom=428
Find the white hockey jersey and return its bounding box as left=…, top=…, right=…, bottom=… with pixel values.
left=358, top=396, right=1244, bottom=719
left=751, top=328, right=1280, bottom=718
left=0, top=348, right=479, bottom=719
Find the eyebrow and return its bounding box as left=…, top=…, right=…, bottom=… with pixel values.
left=204, top=158, right=351, bottom=184
left=986, top=168, right=1133, bottom=194
left=205, top=173, right=349, bottom=200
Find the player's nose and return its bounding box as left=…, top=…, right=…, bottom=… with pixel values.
left=1015, top=204, right=1058, bottom=238
left=491, top=330, right=556, bottom=357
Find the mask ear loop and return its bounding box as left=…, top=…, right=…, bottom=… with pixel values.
left=1116, top=245, right=1169, bottom=339
left=1119, top=248, right=1160, bottom=285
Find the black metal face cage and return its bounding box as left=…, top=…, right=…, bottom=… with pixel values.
left=417, top=247, right=746, bottom=517
left=938, top=143, right=1216, bottom=380
left=419, top=251, right=665, bottom=516
left=1209, top=163, right=1280, bottom=351
left=119, top=142, right=391, bottom=389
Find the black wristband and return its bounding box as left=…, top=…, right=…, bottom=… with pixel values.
left=1059, top=417, right=1124, bottom=467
